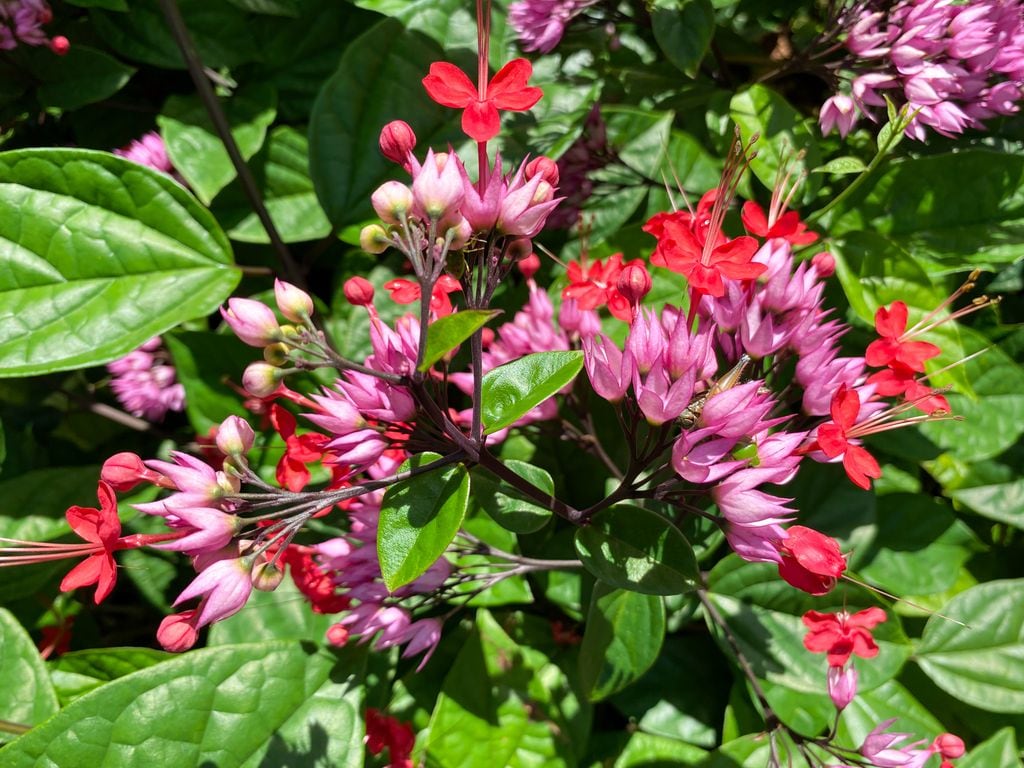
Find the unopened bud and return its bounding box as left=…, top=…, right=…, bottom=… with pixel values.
left=274, top=279, right=313, bottom=323
left=100, top=452, right=149, bottom=491
left=221, top=298, right=281, bottom=347
left=447, top=217, right=473, bottom=251
left=379, top=120, right=416, bottom=165
left=532, top=179, right=555, bottom=204
left=251, top=560, right=285, bottom=592
left=343, top=276, right=375, bottom=306
left=517, top=252, right=541, bottom=279
left=932, top=734, right=965, bottom=759
left=506, top=238, right=533, bottom=263
left=812, top=251, right=835, bottom=277
left=326, top=623, right=350, bottom=647
left=264, top=342, right=290, bottom=366
left=617, top=263, right=651, bottom=305
left=371, top=180, right=413, bottom=226
left=216, top=415, right=255, bottom=457
left=524, top=156, right=559, bottom=187
left=242, top=362, right=284, bottom=398
left=827, top=665, right=857, bottom=711
left=360, top=223, right=390, bottom=255
left=49, top=36, right=70, bottom=56
left=157, top=611, right=198, bottom=653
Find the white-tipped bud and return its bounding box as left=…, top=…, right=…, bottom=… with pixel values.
left=216, top=415, right=255, bottom=457
left=274, top=279, right=314, bottom=323
left=371, top=181, right=414, bottom=226
left=242, top=362, right=284, bottom=398
left=360, top=223, right=390, bottom=255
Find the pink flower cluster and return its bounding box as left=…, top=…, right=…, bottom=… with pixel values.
left=114, top=132, right=175, bottom=175
left=508, top=0, right=598, bottom=53
left=107, top=336, right=186, bottom=422
left=822, top=0, right=1024, bottom=140
left=0, top=0, right=67, bottom=54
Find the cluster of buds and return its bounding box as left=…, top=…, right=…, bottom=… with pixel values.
left=821, top=0, right=1024, bottom=139
left=801, top=606, right=966, bottom=767
left=107, top=336, right=185, bottom=422
left=0, top=0, right=68, bottom=54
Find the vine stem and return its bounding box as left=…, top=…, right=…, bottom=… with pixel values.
left=156, top=0, right=304, bottom=289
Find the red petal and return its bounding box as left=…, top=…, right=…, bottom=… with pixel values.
left=688, top=262, right=725, bottom=298
left=384, top=278, right=421, bottom=305
left=829, top=385, right=861, bottom=429
left=607, top=292, right=632, bottom=322
left=874, top=301, right=908, bottom=339
left=487, top=59, right=542, bottom=110
left=270, top=403, right=297, bottom=439
left=60, top=553, right=108, bottom=600
left=816, top=423, right=848, bottom=458
left=783, top=526, right=846, bottom=577
left=779, top=556, right=836, bottom=595
left=563, top=282, right=607, bottom=310
left=740, top=201, right=769, bottom=236
left=825, top=637, right=856, bottom=667
left=894, top=340, right=941, bottom=371
left=843, top=445, right=881, bottom=490
left=277, top=456, right=311, bottom=493
left=710, top=236, right=759, bottom=265
left=65, top=505, right=102, bottom=544
left=422, top=62, right=476, bottom=108
left=462, top=100, right=500, bottom=142
left=848, top=606, right=887, bottom=630
left=435, top=274, right=462, bottom=294
left=865, top=338, right=899, bottom=368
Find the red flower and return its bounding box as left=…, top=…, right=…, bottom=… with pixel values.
left=816, top=384, right=882, bottom=490
left=365, top=708, right=415, bottom=768
left=422, top=59, right=543, bottom=142
left=384, top=275, right=462, bottom=317
left=654, top=218, right=763, bottom=298
left=563, top=252, right=645, bottom=321
left=740, top=200, right=818, bottom=245
left=270, top=405, right=330, bottom=492
left=866, top=367, right=950, bottom=415
left=643, top=190, right=721, bottom=265
left=777, top=525, right=846, bottom=595
left=802, top=607, right=887, bottom=667
left=865, top=301, right=940, bottom=374
left=282, top=545, right=350, bottom=614
left=59, top=482, right=123, bottom=604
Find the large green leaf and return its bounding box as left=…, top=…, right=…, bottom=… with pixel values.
left=0, top=642, right=364, bottom=767
left=211, top=126, right=332, bottom=243
left=480, top=350, right=584, bottom=433
left=579, top=583, right=665, bottom=701
left=470, top=459, right=555, bottom=534
left=425, top=610, right=585, bottom=767
left=917, top=579, right=1024, bottom=713
left=830, top=150, right=1024, bottom=268
left=158, top=83, right=277, bottom=205
left=0, top=149, right=239, bottom=377
left=960, top=728, right=1023, bottom=768
left=419, top=309, right=499, bottom=372
left=378, top=452, right=469, bottom=591
left=574, top=504, right=699, bottom=595
left=0, top=608, right=59, bottom=728
left=49, top=648, right=171, bottom=706
left=27, top=45, right=136, bottom=110
left=651, top=0, right=716, bottom=78
left=309, top=18, right=462, bottom=229
left=208, top=579, right=337, bottom=646
left=612, top=731, right=708, bottom=766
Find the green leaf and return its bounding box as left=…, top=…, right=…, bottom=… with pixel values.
left=224, top=0, right=300, bottom=15
left=0, top=466, right=96, bottom=542
left=309, top=18, right=462, bottom=229
left=729, top=85, right=821, bottom=200
left=27, top=45, right=135, bottom=110
left=49, top=648, right=172, bottom=705
left=419, top=309, right=500, bottom=373
left=425, top=610, right=584, bottom=767
left=960, top=728, right=1023, bottom=768
left=950, top=478, right=1024, bottom=529
left=481, top=350, right=584, bottom=434
left=917, top=579, right=1024, bottom=713
left=2, top=642, right=365, bottom=767
left=158, top=83, right=277, bottom=205
left=471, top=459, right=555, bottom=534
left=0, top=149, right=239, bottom=377
left=211, top=126, right=332, bottom=243
left=574, top=504, right=699, bottom=595
left=613, top=731, right=708, bottom=766
left=163, top=332, right=253, bottom=435
left=208, top=578, right=336, bottom=645
left=813, top=156, right=868, bottom=175
left=90, top=0, right=259, bottom=70
left=378, top=453, right=469, bottom=591
left=0, top=608, right=59, bottom=727
left=580, top=583, right=665, bottom=701
left=651, top=0, right=716, bottom=78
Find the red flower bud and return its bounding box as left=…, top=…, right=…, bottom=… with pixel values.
left=617, top=263, right=652, bottom=306
left=517, top=252, right=541, bottom=280
left=157, top=610, right=199, bottom=653
left=524, top=156, right=560, bottom=187
left=812, top=251, right=835, bottom=277
left=379, top=120, right=416, bottom=166
left=343, top=276, right=375, bottom=307
left=49, top=36, right=70, bottom=56
left=777, top=525, right=846, bottom=595
left=100, top=452, right=148, bottom=491
left=326, top=623, right=350, bottom=647
left=932, top=734, right=965, bottom=759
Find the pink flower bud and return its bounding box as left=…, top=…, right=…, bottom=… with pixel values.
left=49, top=36, right=70, bottom=56
left=932, top=734, right=965, bottom=759
left=157, top=610, right=199, bottom=653
left=524, top=156, right=560, bottom=187
left=379, top=120, right=416, bottom=165
left=242, top=362, right=284, bottom=398
left=343, top=276, right=375, bottom=306
left=819, top=94, right=858, bottom=138
left=617, top=264, right=651, bottom=306
left=251, top=560, right=285, bottom=591
left=447, top=216, right=473, bottom=250
left=371, top=180, right=413, bottom=226
left=221, top=298, right=281, bottom=347
left=326, top=623, right=350, bottom=646
left=518, top=252, right=541, bottom=279
left=216, top=415, right=255, bottom=457
left=412, top=149, right=464, bottom=221
left=100, top=452, right=149, bottom=491
left=812, top=251, right=835, bottom=277
left=827, top=665, right=857, bottom=711
left=359, top=223, right=390, bottom=255
left=273, top=279, right=313, bottom=323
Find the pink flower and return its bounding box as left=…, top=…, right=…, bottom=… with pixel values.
left=114, top=132, right=174, bottom=174
left=172, top=552, right=254, bottom=628
left=422, top=59, right=543, bottom=142
left=107, top=337, right=185, bottom=422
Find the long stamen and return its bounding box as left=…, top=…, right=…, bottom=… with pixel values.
left=700, top=127, right=757, bottom=266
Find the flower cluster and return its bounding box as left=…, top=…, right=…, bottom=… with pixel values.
left=0, top=0, right=67, bottom=54
left=822, top=0, right=1024, bottom=139
left=114, top=132, right=175, bottom=176
left=508, top=0, right=598, bottom=53
left=107, top=336, right=186, bottom=422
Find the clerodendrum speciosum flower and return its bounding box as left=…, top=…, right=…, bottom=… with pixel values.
left=814, top=384, right=882, bottom=490
left=803, top=606, right=887, bottom=667
left=422, top=59, right=542, bottom=141
left=776, top=525, right=846, bottom=595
